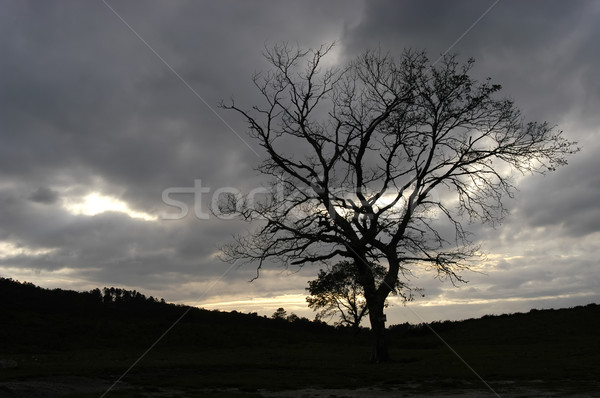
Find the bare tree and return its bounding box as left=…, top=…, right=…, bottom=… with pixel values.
left=220, top=43, right=578, bottom=362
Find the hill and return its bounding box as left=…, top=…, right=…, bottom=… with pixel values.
left=0, top=277, right=599, bottom=397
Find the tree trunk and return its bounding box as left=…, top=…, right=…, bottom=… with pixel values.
left=353, top=257, right=391, bottom=362
left=368, top=301, right=389, bottom=363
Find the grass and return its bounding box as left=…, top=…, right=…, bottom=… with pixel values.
left=4, top=338, right=597, bottom=396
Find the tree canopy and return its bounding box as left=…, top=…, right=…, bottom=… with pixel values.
left=306, top=260, right=414, bottom=329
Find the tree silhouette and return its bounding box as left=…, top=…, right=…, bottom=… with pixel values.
left=306, top=261, right=413, bottom=330
left=271, top=307, right=287, bottom=320
left=221, top=43, right=578, bottom=362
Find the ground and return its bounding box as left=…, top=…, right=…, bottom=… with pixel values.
left=1, top=376, right=599, bottom=397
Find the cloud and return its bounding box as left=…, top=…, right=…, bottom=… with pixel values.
left=28, top=187, right=59, bottom=204
left=0, top=0, right=597, bottom=324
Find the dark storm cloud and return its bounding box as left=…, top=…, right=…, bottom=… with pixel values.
left=0, top=0, right=364, bottom=304
left=343, top=0, right=600, bottom=236
left=0, top=0, right=361, bottom=209
left=516, top=152, right=600, bottom=237
left=28, top=187, right=59, bottom=204
left=343, top=0, right=600, bottom=122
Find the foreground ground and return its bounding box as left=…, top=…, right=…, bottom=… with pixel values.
left=1, top=278, right=598, bottom=397
left=1, top=375, right=599, bottom=397
left=1, top=336, right=599, bottom=398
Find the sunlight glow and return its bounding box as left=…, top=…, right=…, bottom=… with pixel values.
left=63, top=193, right=157, bottom=221
left=374, top=193, right=406, bottom=212
left=417, top=291, right=596, bottom=307
left=0, top=241, right=57, bottom=259
left=200, top=294, right=308, bottom=313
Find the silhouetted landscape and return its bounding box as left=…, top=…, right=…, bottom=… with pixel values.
left=1, top=277, right=599, bottom=397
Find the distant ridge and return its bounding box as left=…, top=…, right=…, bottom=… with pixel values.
left=2, top=276, right=597, bottom=327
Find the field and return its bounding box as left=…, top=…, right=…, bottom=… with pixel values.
left=1, top=277, right=599, bottom=397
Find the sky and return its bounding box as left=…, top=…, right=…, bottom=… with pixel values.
left=1, top=0, right=598, bottom=324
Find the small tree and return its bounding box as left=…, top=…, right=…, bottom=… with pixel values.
left=271, top=307, right=287, bottom=320
left=221, top=44, right=578, bottom=362
left=306, top=261, right=412, bottom=330
left=286, top=313, right=300, bottom=322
